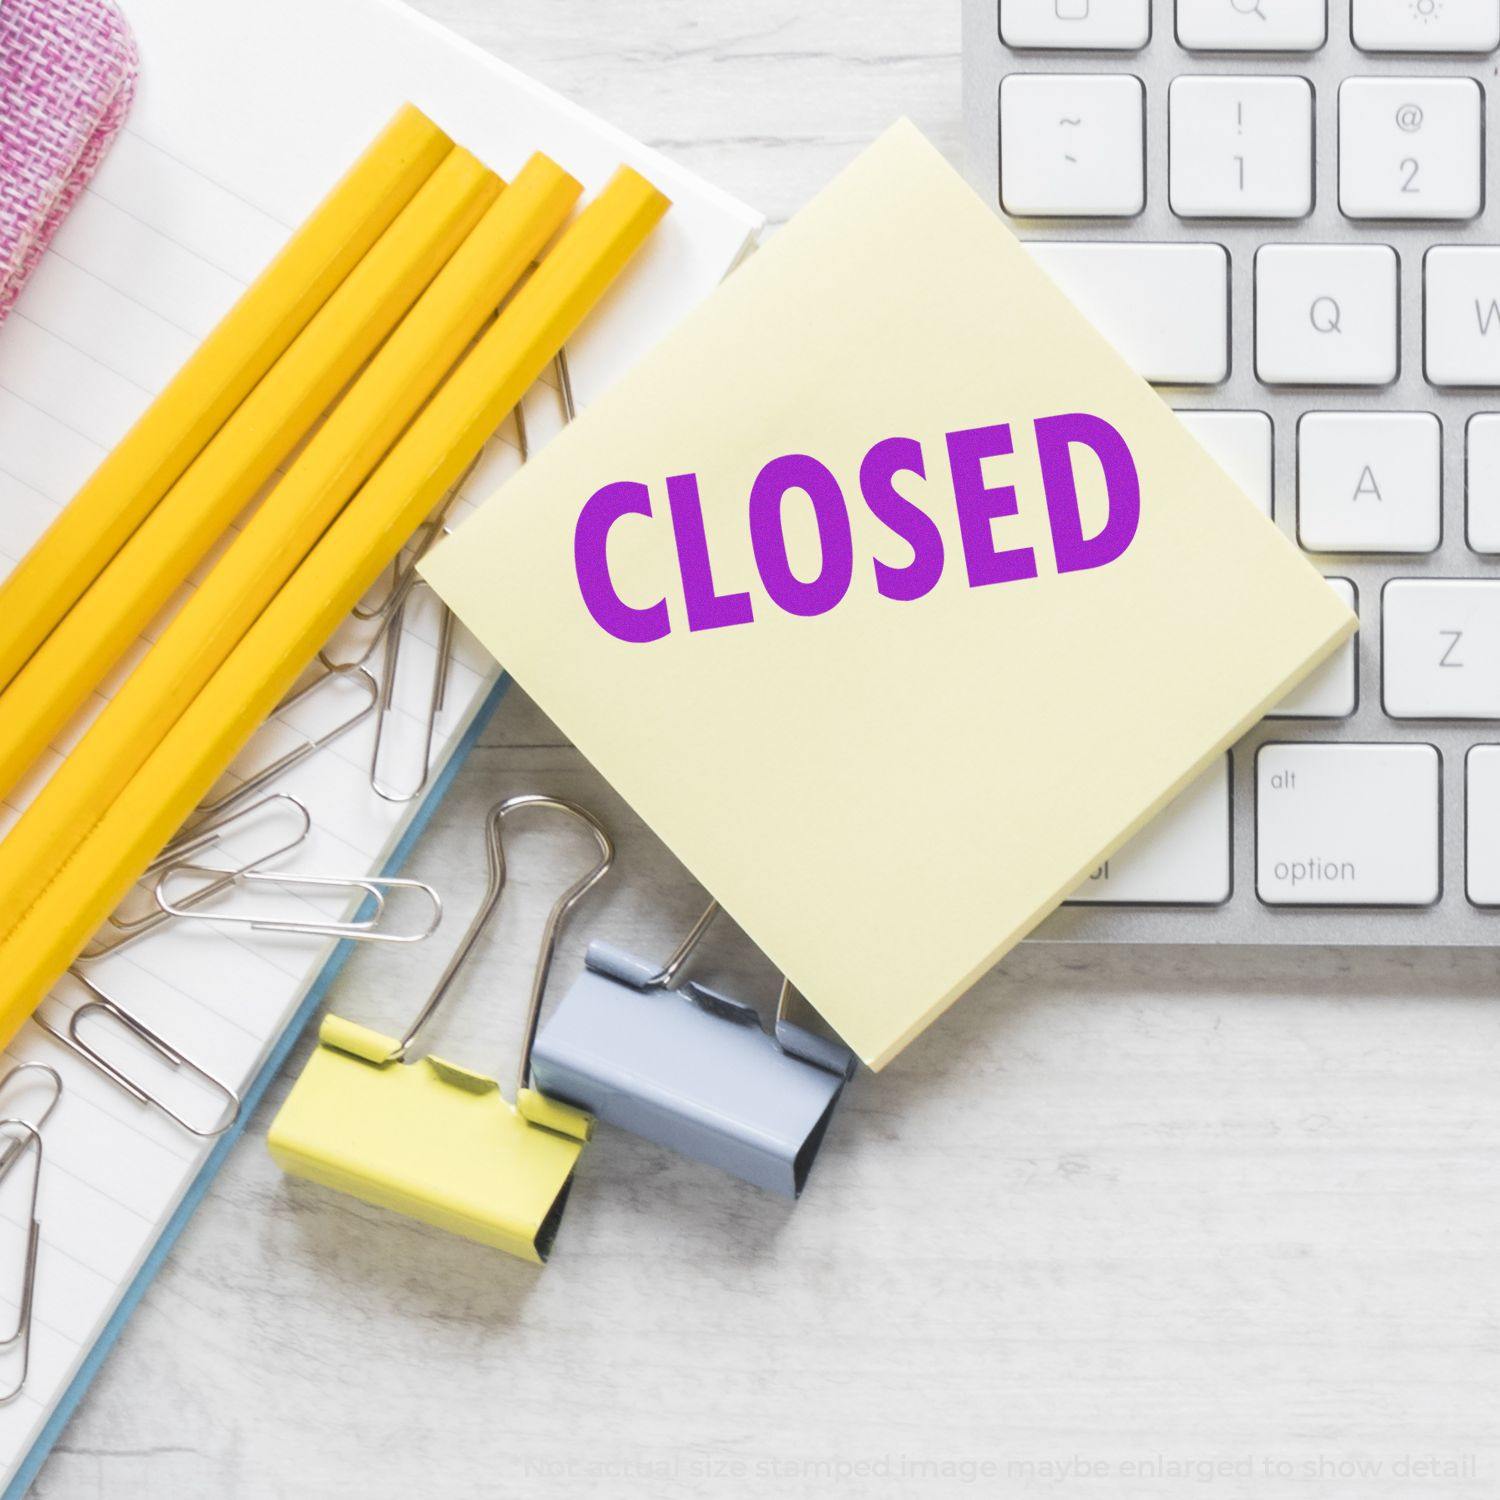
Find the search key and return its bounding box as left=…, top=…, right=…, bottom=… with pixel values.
left=1177, top=0, right=1327, bottom=51
left=1255, top=244, right=1399, bottom=386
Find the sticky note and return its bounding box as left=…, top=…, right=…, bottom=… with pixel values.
left=421, top=120, right=1354, bottom=1070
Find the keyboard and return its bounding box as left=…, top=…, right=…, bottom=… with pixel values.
left=963, top=0, right=1500, bottom=944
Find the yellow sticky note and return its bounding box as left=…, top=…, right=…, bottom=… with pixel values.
left=421, top=121, right=1354, bottom=1070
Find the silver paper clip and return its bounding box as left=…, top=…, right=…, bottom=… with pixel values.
left=322, top=449, right=479, bottom=675
left=0, top=1120, right=42, bottom=1405
left=0, top=1063, right=61, bottom=1176
left=368, top=578, right=455, bottom=805
left=153, top=862, right=442, bottom=945
left=322, top=448, right=482, bottom=801
left=512, top=347, right=575, bottom=458
left=79, top=794, right=313, bottom=961
left=38, top=973, right=240, bottom=1138
left=193, top=662, right=377, bottom=824
left=531, top=899, right=856, bottom=1198
left=363, top=351, right=574, bottom=805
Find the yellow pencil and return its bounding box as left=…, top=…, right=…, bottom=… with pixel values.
left=0, top=104, right=451, bottom=698
left=0, top=153, right=582, bottom=941
left=0, top=145, right=501, bottom=803
left=0, top=166, right=670, bottom=1043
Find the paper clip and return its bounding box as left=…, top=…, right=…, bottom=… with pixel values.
left=323, top=447, right=480, bottom=674
left=37, top=972, right=240, bottom=1138
left=364, top=351, right=573, bottom=805
left=0, top=1063, right=61, bottom=1176
left=193, top=662, right=378, bottom=823
left=531, top=899, right=857, bottom=1198
left=368, top=578, right=454, bottom=805
left=153, top=861, right=441, bottom=945
left=268, top=793, right=614, bottom=1263
left=79, top=793, right=313, bottom=961
left=0, top=1120, right=42, bottom=1405
left=512, top=347, right=575, bottom=458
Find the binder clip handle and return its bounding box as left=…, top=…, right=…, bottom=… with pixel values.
left=603, top=899, right=856, bottom=1079
left=384, top=795, right=614, bottom=1105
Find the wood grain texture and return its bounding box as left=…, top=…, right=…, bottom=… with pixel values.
left=33, top=4, right=1500, bottom=1497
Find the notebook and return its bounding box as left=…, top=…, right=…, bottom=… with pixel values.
left=0, top=0, right=760, bottom=1490
left=422, top=120, right=1355, bottom=1070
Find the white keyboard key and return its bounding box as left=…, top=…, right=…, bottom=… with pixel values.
left=1174, top=409, right=1272, bottom=515
left=1354, top=0, right=1500, bottom=53
left=1177, top=0, right=1327, bottom=51
left=1426, top=247, right=1500, bottom=386
left=1002, top=0, right=1151, bottom=49
left=1169, top=76, right=1314, bottom=219
left=1001, top=75, right=1145, bottom=217
left=1384, top=579, right=1500, bottom=718
left=1338, top=78, right=1483, bottom=221
left=1255, top=244, right=1398, bottom=386
left=1257, top=743, right=1440, bottom=906
left=1467, top=415, right=1500, bottom=552
left=1070, top=758, right=1230, bottom=905
left=1028, top=242, right=1229, bottom=384
left=1465, top=747, right=1500, bottom=905
left=1269, top=578, right=1357, bottom=717
left=1297, top=411, right=1440, bottom=552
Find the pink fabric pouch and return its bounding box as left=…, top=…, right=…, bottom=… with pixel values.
left=0, top=0, right=138, bottom=321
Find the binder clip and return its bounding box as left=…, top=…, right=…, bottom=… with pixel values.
left=267, top=793, right=614, bottom=1263
left=531, top=900, right=857, bottom=1198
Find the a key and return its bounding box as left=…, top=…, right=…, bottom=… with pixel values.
left=1255, top=244, right=1398, bottom=386
left=1383, top=580, right=1500, bottom=718
left=1297, top=411, right=1440, bottom=553
left=1069, top=757, right=1230, bottom=905
left=1001, top=0, right=1151, bottom=49
left=1028, top=242, right=1229, bottom=384
left=1169, top=76, right=1313, bottom=220
left=1174, top=409, right=1272, bottom=515
left=1001, top=75, right=1145, bottom=218
left=1256, top=743, right=1440, bottom=906
left=1467, top=415, right=1500, bottom=553
left=1353, top=0, right=1500, bottom=53
left=1465, top=747, right=1500, bottom=904
left=1339, top=78, right=1482, bottom=221
left=1177, top=0, right=1327, bottom=52
left=1269, top=578, right=1357, bottom=717
left=1426, top=247, right=1500, bottom=387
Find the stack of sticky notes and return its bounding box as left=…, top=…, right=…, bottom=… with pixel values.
left=423, top=120, right=1354, bottom=1069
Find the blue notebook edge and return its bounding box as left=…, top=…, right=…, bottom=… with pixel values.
left=6, top=675, right=511, bottom=1499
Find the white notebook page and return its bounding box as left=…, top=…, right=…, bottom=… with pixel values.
left=0, top=0, right=760, bottom=1483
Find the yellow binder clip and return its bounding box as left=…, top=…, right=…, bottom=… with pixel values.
left=267, top=794, right=614, bottom=1263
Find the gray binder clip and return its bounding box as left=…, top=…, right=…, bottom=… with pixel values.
left=530, top=900, right=856, bottom=1198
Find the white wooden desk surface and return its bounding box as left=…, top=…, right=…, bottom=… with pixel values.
left=33, top=4, right=1500, bottom=1496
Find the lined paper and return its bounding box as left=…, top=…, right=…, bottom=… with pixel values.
left=0, top=0, right=759, bottom=1483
